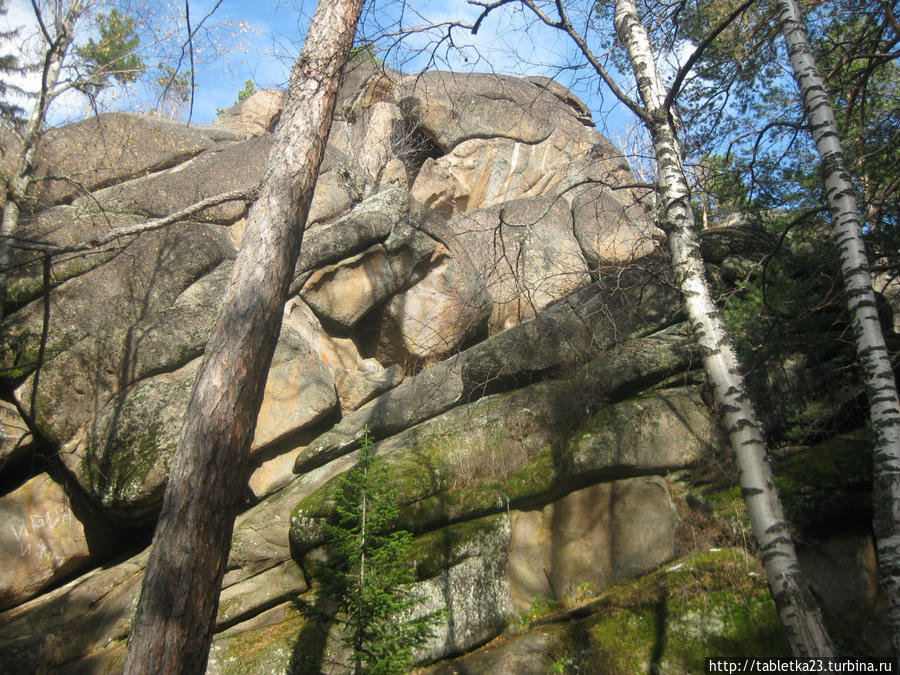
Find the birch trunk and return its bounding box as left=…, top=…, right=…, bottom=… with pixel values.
left=777, top=0, right=900, bottom=661
left=122, top=0, right=364, bottom=671
left=613, top=0, right=834, bottom=656
left=0, top=0, right=83, bottom=320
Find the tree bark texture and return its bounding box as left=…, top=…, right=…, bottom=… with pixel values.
left=777, top=0, right=900, bottom=661
left=122, top=0, right=364, bottom=672
left=613, top=0, right=835, bottom=657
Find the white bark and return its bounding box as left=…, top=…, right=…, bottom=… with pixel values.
left=614, top=0, right=834, bottom=656
left=777, top=0, right=900, bottom=661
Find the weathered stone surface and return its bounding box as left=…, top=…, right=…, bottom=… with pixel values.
left=248, top=447, right=307, bottom=500
left=5, top=207, right=149, bottom=308
left=699, top=220, right=777, bottom=265
left=332, top=362, right=404, bottom=415
left=74, top=358, right=201, bottom=523
left=26, top=113, right=228, bottom=205
left=307, top=169, right=357, bottom=226
left=251, top=326, right=338, bottom=451
left=525, top=76, right=594, bottom=123
left=336, top=61, right=398, bottom=120
left=412, top=131, right=603, bottom=217
left=421, top=625, right=558, bottom=675
left=0, top=473, right=114, bottom=611
left=508, top=477, right=677, bottom=610
left=449, top=195, right=590, bottom=332
left=414, top=532, right=514, bottom=661
left=296, top=270, right=683, bottom=470
left=85, top=134, right=271, bottom=223
left=564, top=387, right=718, bottom=476
left=328, top=101, right=404, bottom=191
left=125, top=261, right=233, bottom=382
left=396, top=71, right=595, bottom=152
left=216, top=559, right=307, bottom=629
left=282, top=297, right=364, bottom=371
left=0, top=455, right=344, bottom=674
left=301, top=245, right=400, bottom=329
left=293, top=356, right=465, bottom=472
left=67, top=324, right=334, bottom=523
left=212, top=88, right=286, bottom=138
left=206, top=602, right=308, bottom=675
left=281, top=297, right=404, bottom=414
left=0, top=401, right=32, bottom=472
left=571, top=183, right=661, bottom=266
left=300, top=229, right=437, bottom=330
left=291, top=383, right=708, bottom=554
left=0, top=549, right=148, bottom=674
left=5, top=223, right=234, bottom=447
left=376, top=254, right=493, bottom=363
left=410, top=157, right=464, bottom=217
left=291, top=187, right=410, bottom=294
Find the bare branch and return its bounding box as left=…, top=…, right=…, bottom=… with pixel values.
left=8, top=186, right=259, bottom=256
left=515, top=0, right=651, bottom=123
left=663, top=0, right=756, bottom=112
left=29, top=0, right=52, bottom=45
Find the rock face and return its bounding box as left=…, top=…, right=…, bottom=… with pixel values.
left=0, top=62, right=886, bottom=673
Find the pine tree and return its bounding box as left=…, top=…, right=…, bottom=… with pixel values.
left=0, top=0, right=26, bottom=126
left=309, top=427, right=440, bottom=675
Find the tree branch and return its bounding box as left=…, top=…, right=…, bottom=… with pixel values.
left=518, top=0, right=650, bottom=123
left=8, top=186, right=259, bottom=256
left=663, top=0, right=756, bottom=112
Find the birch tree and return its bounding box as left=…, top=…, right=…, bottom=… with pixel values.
left=464, top=0, right=834, bottom=655
left=122, top=0, right=365, bottom=671
left=776, top=0, right=900, bottom=660
left=613, top=0, right=833, bottom=656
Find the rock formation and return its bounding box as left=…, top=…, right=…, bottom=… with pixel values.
left=0, top=63, right=890, bottom=672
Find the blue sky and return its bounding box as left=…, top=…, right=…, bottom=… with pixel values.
left=3, top=0, right=638, bottom=142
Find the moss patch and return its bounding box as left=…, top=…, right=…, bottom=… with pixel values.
left=213, top=606, right=310, bottom=675
left=544, top=548, right=787, bottom=673
left=772, top=429, right=872, bottom=534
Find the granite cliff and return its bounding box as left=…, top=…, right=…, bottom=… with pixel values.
left=0, top=62, right=890, bottom=672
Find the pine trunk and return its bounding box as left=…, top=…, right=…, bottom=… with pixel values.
left=613, top=0, right=834, bottom=656
left=122, top=0, right=364, bottom=672
left=777, top=0, right=900, bottom=662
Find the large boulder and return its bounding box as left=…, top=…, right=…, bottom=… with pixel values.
left=299, top=236, right=435, bottom=330
left=0, top=473, right=115, bottom=610
left=375, top=253, right=493, bottom=363
left=67, top=325, right=336, bottom=523
left=0, top=401, right=32, bottom=472
left=84, top=134, right=271, bottom=223
left=212, top=89, right=286, bottom=138
left=5, top=207, right=151, bottom=309
left=448, top=195, right=591, bottom=332
left=3, top=223, right=235, bottom=447
left=295, top=270, right=684, bottom=471
left=396, top=71, right=597, bottom=152
left=25, top=113, right=232, bottom=206
left=290, top=384, right=713, bottom=553
left=508, top=476, right=677, bottom=609
left=571, top=183, right=661, bottom=267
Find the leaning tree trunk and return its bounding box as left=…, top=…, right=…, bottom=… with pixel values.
left=122, top=0, right=364, bottom=672
left=777, top=0, right=900, bottom=662
left=613, top=0, right=835, bottom=656
left=0, top=0, right=83, bottom=321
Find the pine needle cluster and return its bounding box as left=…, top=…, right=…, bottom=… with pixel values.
left=309, top=427, right=441, bottom=675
